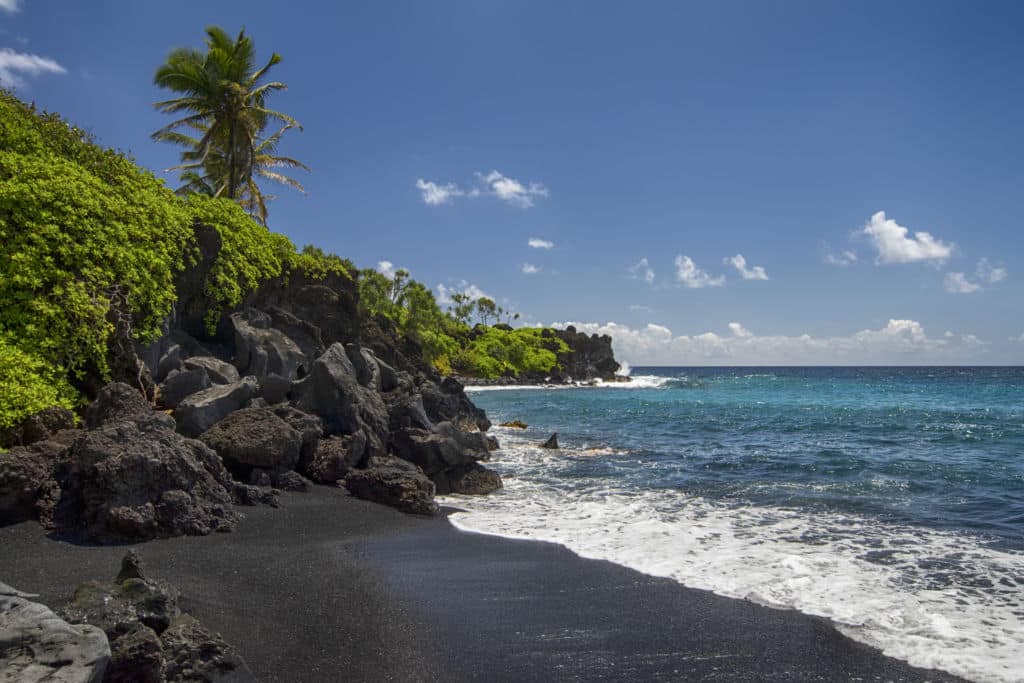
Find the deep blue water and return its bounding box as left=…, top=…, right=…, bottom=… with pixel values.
left=474, top=367, right=1024, bottom=545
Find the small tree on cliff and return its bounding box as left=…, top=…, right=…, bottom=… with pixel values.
left=152, top=26, right=307, bottom=224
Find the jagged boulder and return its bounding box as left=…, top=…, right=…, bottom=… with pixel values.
left=0, top=406, right=76, bottom=449
left=435, top=463, right=503, bottom=495
left=84, top=382, right=155, bottom=430
left=0, top=437, right=69, bottom=527
left=161, top=614, right=252, bottom=682
left=174, top=376, right=259, bottom=438
left=390, top=421, right=491, bottom=479
left=293, top=343, right=388, bottom=458
left=273, top=405, right=322, bottom=470
left=198, top=407, right=302, bottom=473
left=155, top=344, right=185, bottom=383
left=386, top=391, right=434, bottom=432
left=1, top=582, right=110, bottom=683
left=230, top=308, right=308, bottom=382
left=344, top=456, right=438, bottom=516
left=420, top=377, right=491, bottom=432
left=182, top=356, right=240, bottom=385
left=55, top=420, right=237, bottom=541
left=60, top=552, right=252, bottom=682
left=158, top=367, right=211, bottom=409
left=540, top=433, right=559, bottom=449
left=551, top=325, right=621, bottom=381
left=306, top=433, right=365, bottom=483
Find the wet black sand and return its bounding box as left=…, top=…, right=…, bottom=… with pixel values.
left=0, top=486, right=964, bottom=681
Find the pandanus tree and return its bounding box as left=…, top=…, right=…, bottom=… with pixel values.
left=152, top=26, right=308, bottom=224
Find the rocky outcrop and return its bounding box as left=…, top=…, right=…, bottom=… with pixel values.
left=55, top=417, right=237, bottom=542
left=0, top=437, right=68, bottom=527
left=174, top=376, right=259, bottom=438
left=292, top=343, right=388, bottom=459
left=550, top=325, right=620, bottom=381
left=198, top=407, right=302, bottom=474
left=540, top=433, right=559, bottom=449
left=61, top=552, right=252, bottom=683
left=157, top=367, right=211, bottom=409
left=230, top=308, right=308, bottom=382
left=0, top=581, right=110, bottom=683
left=0, top=406, right=76, bottom=450
left=420, top=376, right=491, bottom=432
left=84, top=382, right=156, bottom=430
left=182, top=356, right=240, bottom=385
left=306, top=434, right=364, bottom=484
left=344, top=456, right=439, bottom=516
left=434, top=463, right=503, bottom=496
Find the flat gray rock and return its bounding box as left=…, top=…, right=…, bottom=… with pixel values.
left=0, top=590, right=109, bottom=683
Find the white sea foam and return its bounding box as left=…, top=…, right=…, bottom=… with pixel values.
left=441, top=431, right=1024, bottom=683
left=463, top=374, right=674, bottom=392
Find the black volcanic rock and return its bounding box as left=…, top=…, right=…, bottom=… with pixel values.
left=540, top=433, right=559, bottom=449
left=344, top=456, right=438, bottom=516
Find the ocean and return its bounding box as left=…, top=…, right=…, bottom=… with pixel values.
left=442, top=367, right=1024, bottom=683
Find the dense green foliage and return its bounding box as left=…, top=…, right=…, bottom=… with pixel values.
left=153, top=26, right=307, bottom=224
left=452, top=327, right=569, bottom=379
left=0, top=92, right=193, bottom=378
left=0, top=91, right=335, bottom=427
left=0, top=337, right=77, bottom=432
left=358, top=268, right=567, bottom=378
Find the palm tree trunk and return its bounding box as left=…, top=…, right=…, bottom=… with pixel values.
left=227, top=118, right=237, bottom=199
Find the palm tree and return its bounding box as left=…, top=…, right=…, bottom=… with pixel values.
left=152, top=26, right=307, bottom=223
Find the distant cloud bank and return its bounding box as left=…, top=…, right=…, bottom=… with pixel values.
left=552, top=319, right=988, bottom=365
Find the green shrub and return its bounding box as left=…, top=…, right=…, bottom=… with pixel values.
left=0, top=337, right=77, bottom=432
left=0, top=92, right=192, bottom=377
left=185, top=195, right=294, bottom=331
left=287, top=245, right=354, bottom=281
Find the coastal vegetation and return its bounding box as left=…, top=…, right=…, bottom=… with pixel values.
left=0, top=77, right=577, bottom=429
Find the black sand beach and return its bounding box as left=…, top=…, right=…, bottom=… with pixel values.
left=0, top=487, right=964, bottom=682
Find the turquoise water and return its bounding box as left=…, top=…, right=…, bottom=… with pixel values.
left=444, top=368, right=1024, bottom=682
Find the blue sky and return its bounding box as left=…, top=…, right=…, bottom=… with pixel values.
left=3, top=1, right=1023, bottom=364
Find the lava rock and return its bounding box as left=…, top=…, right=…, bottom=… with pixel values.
left=540, top=433, right=559, bottom=449
left=55, top=421, right=237, bottom=541
left=419, top=377, right=491, bottom=432
left=230, top=308, right=308, bottom=382
left=292, top=343, right=388, bottom=457
left=344, top=456, right=438, bottom=516
left=198, top=407, right=302, bottom=473
left=435, top=463, right=503, bottom=495
left=84, top=382, right=154, bottom=429
left=307, top=433, right=366, bottom=483
left=158, top=367, right=211, bottom=409
left=499, top=420, right=528, bottom=429
left=174, top=376, right=259, bottom=438
left=0, top=406, right=76, bottom=449
left=0, top=438, right=67, bottom=526
left=182, top=356, right=240, bottom=385
left=161, top=614, right=253, bottom=682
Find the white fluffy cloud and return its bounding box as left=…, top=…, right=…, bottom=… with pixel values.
left=416, top=170, right=547, bottom=208
left=824, top=249, right=858, bottom=266
left=478, top=170, right=548, bottom=208
left=674, top=255, right=725, bottom=288
left=436, top=280, right=490, bottom=304
left=862, top=211, right=954, bottom=264
left=628, top=258, right=655, bottom=285
left=725, top=254, right=768, bottom=281
left=528, top=238, right=554, bottom=249
left=0, top=0, right=20, bottom=12
left=415, top=179, right=463, bottom=206
left=0, top=48, right=65, bottom=87
left=551, top=319, right=986, bottom=365
left=521, top=263, right=540, bottom=274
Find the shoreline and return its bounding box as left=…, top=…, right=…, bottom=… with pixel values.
left=0, top=486, right=965, bottom=682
